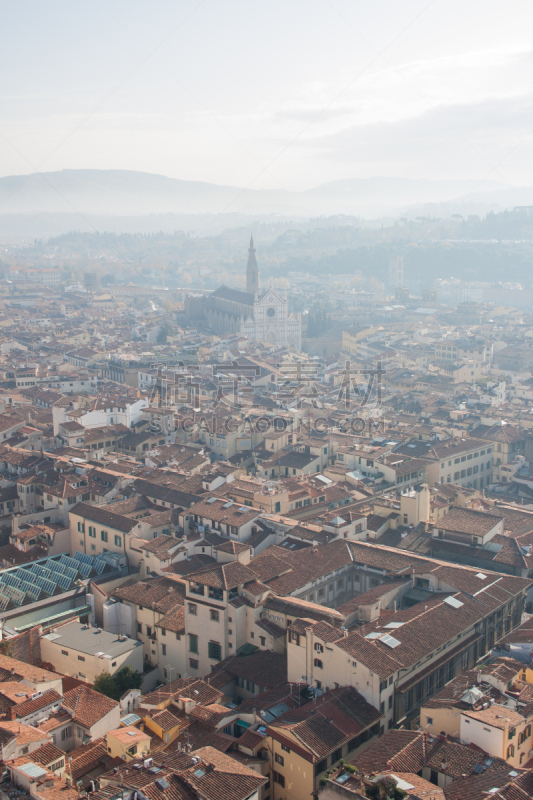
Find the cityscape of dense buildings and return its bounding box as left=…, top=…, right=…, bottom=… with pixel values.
left=0, top=234, right=531, bottom=800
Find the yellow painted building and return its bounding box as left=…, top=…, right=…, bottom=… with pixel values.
left=267, top=687, right=381, bottom=800
left=143, top=708, right=181, bottom=747
left=106, top=726, right=151, bottom=761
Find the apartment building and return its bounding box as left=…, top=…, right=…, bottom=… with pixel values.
left=182, top=560, right=269, bottom=676
left=214, top=476, right=291, bottom=515
left=61, top=685, right=120, bottom=750
left=286, top=548, right=529, bottom=730
left=433, top=506, right=504, bottom=547
left=473, top=422, right=525, bottom=467
left=105, top=576, right=185, bottom=668
left=419, top=660, right=525, bottom=742
left=179, top=496, right=263, bottom=541
left=434, top=337, right=492, bottom=363
left=40, top=620, right=142, bottom=683
left=395, top=437, right=493, bottom=489
left=70, top=500, right=176, bottom=563
left=267, top=687, right=382, bottom=800
left=460, top=703, right=533, bottom=769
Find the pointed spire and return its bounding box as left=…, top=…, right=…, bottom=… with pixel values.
left=246, top=236, right=259, bottom=296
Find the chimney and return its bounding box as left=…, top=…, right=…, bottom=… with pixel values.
left=10, top=706, right=17, bottom=721
left=178, top=697, right=196, bottom=714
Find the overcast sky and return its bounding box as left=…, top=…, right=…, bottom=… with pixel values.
left=2, top=0, right=533, bottom=190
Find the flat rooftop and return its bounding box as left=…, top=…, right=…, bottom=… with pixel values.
left=42, top=621, right=141, bottom=657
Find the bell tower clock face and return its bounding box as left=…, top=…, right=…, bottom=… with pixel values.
left=267, top=307, right=276, bottom=318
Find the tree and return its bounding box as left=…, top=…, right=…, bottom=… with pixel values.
left=114, top=665, right=143, bottom=696
left=366, top=776, right=406, bottom=800
left=157, top=322, right=174, bottom=343
left=94, top=666, right=143, bottom=701
left=94, top=672, right=120, bottom=700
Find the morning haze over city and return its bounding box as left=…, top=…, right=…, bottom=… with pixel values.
left=0, top=4, right=532, bottom=800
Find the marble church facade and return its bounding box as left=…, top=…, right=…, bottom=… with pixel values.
left=203, top=237, right=301, bottom=349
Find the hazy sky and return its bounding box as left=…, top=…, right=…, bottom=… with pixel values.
left=2, top=0, right=533, bottom=190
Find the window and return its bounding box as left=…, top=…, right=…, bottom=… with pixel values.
left=189, top=658, right=199, bottom=669
left=77, top=522, right=84, bottom=533
left=188, top=603, right=197, bottom=615
left=61, top=649, right=68, bottom=656
left=162, top=644, right=167, bottom=656
left=61, top=727, right=72, bottom=740
left=260, top=636, right=266, bottom=646
left=332, top=748, right=343, bottom=764
left=389, top=695, right=393, bottom=709
left=436, top=668, right=444, bottom=689
left=426, top=716, right=434, bottom=725
left=508, top=744, right=515, bottom=758
left=77, top=655, right=85, bottom=662
left=114, top=535, right=122, bottom=547
left=314, top=659, right=323, bottom=669
left=88, top=526, right=96, bottom=538
left=315, top=759, right=327, bottom=775
left=275, top=754, right=284, bottom=766
left=210, top=609, right=219, bottom=622
left=101, top=530, right=108, bottom=542
left=137, top=622, right=142, bottom=633
left=281, top=743, right=290, bottom=753
left=208, top=641, right=222, bottom=661
left=146, top=626, right=152, bottom=637
left=273, top=772, right=285, bottom=788
left=246, top=679, right=255, bottom=692
left=189, top=634, right=198, bottom=653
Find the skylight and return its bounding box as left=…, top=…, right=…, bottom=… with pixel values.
left=444, top=596, right=464, bottom=609
left=381, top=634, right=401, bottom=648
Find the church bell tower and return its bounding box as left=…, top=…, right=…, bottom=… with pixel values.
left=246, top=235, right=259, bottom=296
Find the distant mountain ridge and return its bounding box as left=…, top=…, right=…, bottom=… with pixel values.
left=0, top=169, right=519, bottom=220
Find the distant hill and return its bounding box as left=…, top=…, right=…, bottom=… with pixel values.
left=0, top=169, right=528, bottom=235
